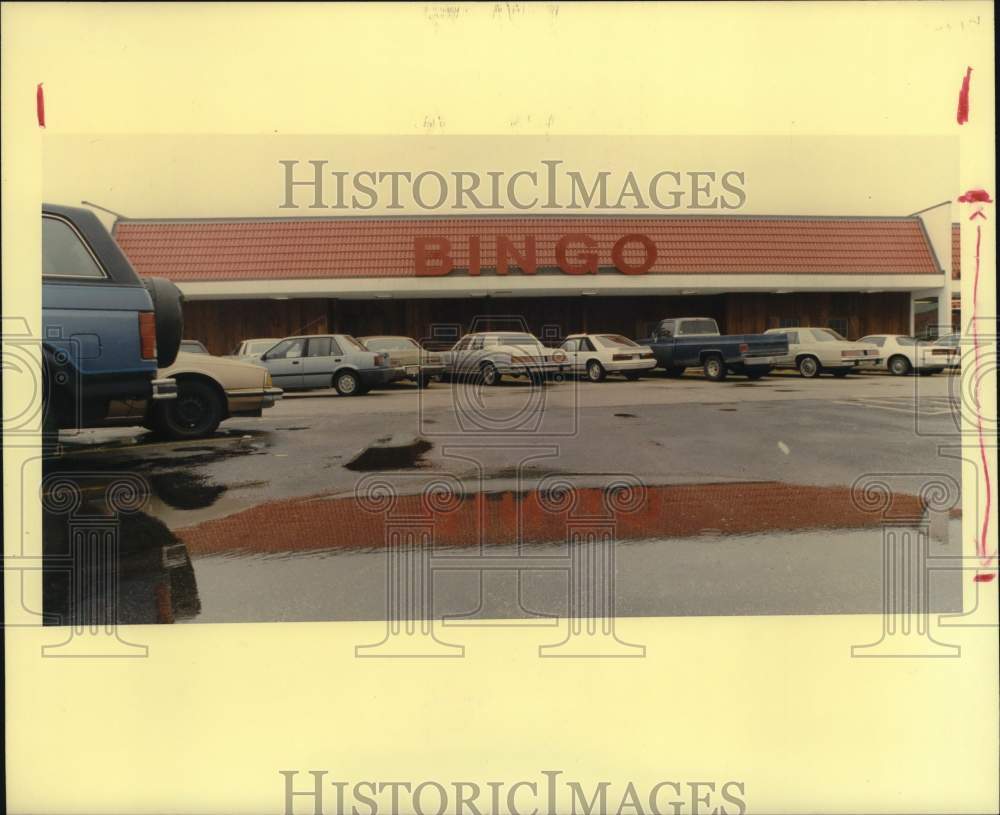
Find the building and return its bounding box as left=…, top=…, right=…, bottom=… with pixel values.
left=113, top=205, right=956, bottom=355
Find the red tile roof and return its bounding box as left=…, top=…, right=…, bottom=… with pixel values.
left=952, top=222, right=961, bottom=279
left=113, top=216, right=942, bottom=282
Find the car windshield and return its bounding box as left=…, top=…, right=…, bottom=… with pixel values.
left=181, top=341, right=208, bottom=353
left=812, top=328, right=846, bottom=342
left=595, top=335, right=638, bottom=348
left=248, top=340, right=278, bottom=354
left=677, top=319, right=719, bottom=336
left=342, top=336, right=368, bottom=352
left=935, top=334, right=960, bottom=347
left=896, top=336, right=916, bottom=346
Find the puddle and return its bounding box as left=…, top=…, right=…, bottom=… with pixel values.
left=177, top=481, right=929, bottom=557
left=344, top=436, right=433, bottom=472
left=47, top=479, right=962, bottom=625
left=149, top=472, right=227, bottom=511
left=614, top=413, right=639, bottom=418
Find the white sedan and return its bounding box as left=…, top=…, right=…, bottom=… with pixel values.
left=763, top=327, right=882, bottom=378
left=857, top=334, right=953, bottom=375
left=559, top=333, right=657, bottom=382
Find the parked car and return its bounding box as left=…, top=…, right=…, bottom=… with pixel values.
left=932, top=333, right=962, bottom=369
left=558, top=333, right=657, bottom=381
left=110, top=352, right=283, bottom=439
left=180, top=339, right=210, bottom=355
left=229, top=338, right=281, bottom=361
left=359, top=336, right=445, bottom=387
left=41, top=203, right=183, bottom=439
left=644, top=317, right=787, bottom=381
left=440, top=332, right=570, bottom=385
left=258, top=334, right=404, bottom=394
left=763, top=327, right=882, bottom=378
left=856, top=334, right=951, bottom=375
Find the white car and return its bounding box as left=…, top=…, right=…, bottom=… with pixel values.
left=857, top=334, right=951, bottom=375
left=559, top=333, right=657, bottom=382
left=763, top=327, right=882, bottom=378
left=932, top=333, right=962, bottom=369
left=229, top=337, right=281, bottom=361
left=440, top=332, right=569, bottom=385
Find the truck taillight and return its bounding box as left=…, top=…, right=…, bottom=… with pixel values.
left=139, top=312, right=157, bottom=360
left=739, top=343, right=749, bottom=354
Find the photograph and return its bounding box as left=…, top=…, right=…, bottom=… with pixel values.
left=3, top=4, right=996, bottom=815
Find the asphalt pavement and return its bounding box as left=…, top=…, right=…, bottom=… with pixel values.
left=44, top=370, right=965, bottom=624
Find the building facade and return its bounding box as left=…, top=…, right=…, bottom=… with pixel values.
left=113, top=208, right=956, bottom=355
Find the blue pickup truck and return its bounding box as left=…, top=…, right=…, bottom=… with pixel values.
left=41, top=204, right=184, bottom=438
left=644, top=317, right=789, bottom=381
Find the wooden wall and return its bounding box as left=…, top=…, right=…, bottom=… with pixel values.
left=185, top=292, right=912, bottom=354
left=725, top=292, right=910, bottom=338
left=183, top=299, right=328, bottom=355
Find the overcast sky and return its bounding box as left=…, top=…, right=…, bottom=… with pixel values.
left=43, top=134, right=957, bottom=228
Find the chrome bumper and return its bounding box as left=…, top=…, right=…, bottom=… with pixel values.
left=151, top=377, right=177, bottom=400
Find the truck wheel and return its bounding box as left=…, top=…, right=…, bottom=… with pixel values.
left=623, top=371, right=642, bottom=381
left=702, top=354, right=727, bottom=381
left=888, top=355, right=911, bottom=376
left=334, top=370, right=362, bottom=395
left=586, top=360, right=606, bottom=382
left=663, top=367, right=686, bottom=378
left=141, top=277, right=184, bottom=367
left=481, top=362, right=502, bottom=386
left=797, top=355, right=821, bottom=378
left=155, top=380, right=223, bottom=439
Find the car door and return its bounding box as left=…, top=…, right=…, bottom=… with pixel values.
left=262, top=338, right=306, bottom=388
left=560, top=338, right=582, bottom=371
left=779, top=331, right=799, bottom=366
left=301, top=336, right=341, bottom=388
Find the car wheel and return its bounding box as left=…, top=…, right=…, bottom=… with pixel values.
left=155, top=380, right=223, bottom=439
left=888, top=355, right=911, bottom=376
left=334, top=370, right=362, bottom=395
left=797, top=355, right=821, bottom=378
left=702, top=354, right=727, bottom=382
left=586, top=360, right=606, bottom=382
left=832, top=369, right=850, bottom=378
left=663, top=367, right=686, bottom=378
left=481, top=362, right=502, bottom=386
left=623, top=371, right=642, bottom=381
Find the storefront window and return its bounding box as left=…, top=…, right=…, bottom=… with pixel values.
left=913, top=296, right=940, bottom=339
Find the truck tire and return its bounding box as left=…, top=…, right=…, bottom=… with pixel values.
left=797, top=355, right=821, bottom=378
left=142, top=277, right=184, bottom=367
left=702, top=354, right=727, bottom=381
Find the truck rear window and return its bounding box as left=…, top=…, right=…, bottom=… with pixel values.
left=677, top=319, right=719, bottom=336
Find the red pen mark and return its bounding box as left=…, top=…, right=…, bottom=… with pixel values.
left=958, top=189, right=993, bottom=203
left=36, top=83, right=45, bottom=128
left=969, top=217, right=995, bottom=572
left=956, top=67, right=972, bottom=124
left=973, top=573, right=995, bottom=583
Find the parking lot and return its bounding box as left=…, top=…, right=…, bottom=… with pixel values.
left=45, top=370, right=964, bottom=625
